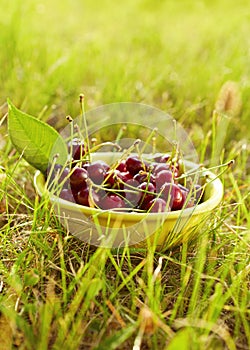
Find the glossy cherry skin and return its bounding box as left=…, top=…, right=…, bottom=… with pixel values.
left=137, top=182, right=156, bottom=209
left=134, top=172, right=155, bottom=185
left=76, top=187, right=105, bottom=207
left=160, top=183, right=183, bottom=210
left=105, top=170, right=132, bottom=189
left=99, top=194, right=125, bottom=210
left=70, top=167, right=88, bottom=191
left=116, top=160, right=127, bottom=172
left=76, top=187, right=90, bottom=206
left=155, top=170, right=174, bottom=192
left=87, top=160, right=110, bottom=185
left=144, top=198, right=169, bottom=213
left=123, top=178, right=141, bottom=208
left=47, top=164, right=70, bottom=188
left=59, top=188, right=75, bottom=202
left=153, top=163, right=170, bottom=175
left=68, top=138, right=86, bottom=161
left=126, top=156, right=145, bottom=176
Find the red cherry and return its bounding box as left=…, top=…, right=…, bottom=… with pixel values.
left=99, top=194, right=125, bottom=210
left=155, top=170, right=174, bottom=191
left=116, top=160, right=127, bottom=172
left=87, top=161, right=110, bottom=185
left=159, top=183, right=183, bottom=210
left=70, top=167, right=88, bottom=190
left=59, top=188, right=75, bottom=202
left=153, top=163, right=170, bottom=175
left=137, top=182, right=156, bottom=209
left=68, top=138, right=86, bottom=161
left=126, top=156, right=144, bottom=176
left=145, top=198, right=169, bottom=213
left=124, top=178, right=141, bottom=208
left=159, top=154, right=171, bottom=163
left=134, top=172, right=155, bottom=184
left=76, top=187, right=90, bottom=206
left=105, top=170, right=132, bottom=189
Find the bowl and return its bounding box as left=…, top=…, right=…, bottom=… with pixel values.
left=34, top=152, right=224, bottom=251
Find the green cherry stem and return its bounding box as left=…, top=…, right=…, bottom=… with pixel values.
left=79, top=93, right=91, bottom=163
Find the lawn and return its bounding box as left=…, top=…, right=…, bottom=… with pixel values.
left=0, top=0, right=249, bottom=349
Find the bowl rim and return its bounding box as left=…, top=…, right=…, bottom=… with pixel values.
left=34, top=157, right=224, bottom=222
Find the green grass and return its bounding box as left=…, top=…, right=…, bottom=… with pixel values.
left=0, top=0, right=250, bottom=349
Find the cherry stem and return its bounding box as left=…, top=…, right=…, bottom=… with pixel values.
left=90, top=142, right=122, bottom=153
left=79, top=94, right=91, bottom=162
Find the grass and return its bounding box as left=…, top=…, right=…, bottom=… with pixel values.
left=0, top=0, right=250, bottom=349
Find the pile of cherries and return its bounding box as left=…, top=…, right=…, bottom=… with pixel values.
left=47, top=138, right=203, bottom=213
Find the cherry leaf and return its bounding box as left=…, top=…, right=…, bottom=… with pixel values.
left=7, top=99, right=68, bottom=173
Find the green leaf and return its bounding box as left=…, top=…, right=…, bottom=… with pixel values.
left=7, top=99, right=68, bottom=173
left=165, top=328, right=196, bottom=350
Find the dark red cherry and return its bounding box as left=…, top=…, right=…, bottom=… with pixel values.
left=155, top=170, right=174, bottom=191
left=171, top=184, right=183, bottom=210
left=159, top=154, right=171, bottom=163
left=171, top=164, right=180, bottom=178
left=134, top=172, right=155, bottom=184
left=87, top=161, right=110, bottom=185
left=153, top=163, right=170, bottom=175
left=145, top=198, right=169, bottom=213
left=116, top=160, right=127, bottom=172
left=68, top=138, right=86, bottom=161
left=99, top=194, right=125, bottom=210
left=125, top=156, right=144, bottom=176
left=179, top=188, right=188, bottom=208
left=70, top=167, right=88, bottom=190
left=159, top=183, right=182, bottom=210
left=47, top=165, right=70, bottom=189
left=138, top=182, right=156, bottom=209
left=76, top=187, right=90, bottom=206
left=105, top=170, right=132, bottom=189
left=124, top=178, right=141, bottom=207
left=59, top=188, right=75, bottom=202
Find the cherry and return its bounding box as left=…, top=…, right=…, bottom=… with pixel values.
left=171, top=164, right=180, bottom=178
left=124, top=178, right=141, bottom=207
left=105, top=170, right=132, bottom=189
left=59, top=141, right=205, bottom=212
left=87, top=160, right=110, bottom=185
left=126, top=156, right=145, bottom=176
left=76, top=187, right=90, bottom=206
left=68, top=138, right=86, bottom=161
left=153, top=163, right=170, bottom=175
left=158, top=154, right=171, bottom=163
left=59, top=188, right=75, bottom=202
left=134, top=172, right=155, bottom=184
left=144, top=198, right=169, bottom=213
left=137, top=182, right=156, bottom=209
left=160, top=183, right=183, bottom=210
left=116, top=160, right=127, bottom=172
left=179, top=187, right=188, bottom=208
left=155, top=170, right=174, bottom=191
left=70, top=167, right=88, bottom=191
left=76, top=187, right=105, bottom=207
left=170, top=184, right=183, bottom=210
left=99, top=194, right=125, bottom=210
left=47, top=164, right=70, bottom=189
